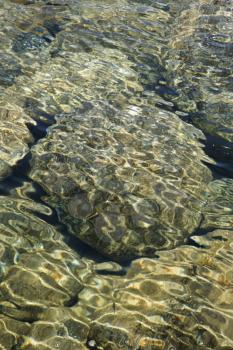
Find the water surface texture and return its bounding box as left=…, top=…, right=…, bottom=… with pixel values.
left=0, top=0, right=233, bottom=349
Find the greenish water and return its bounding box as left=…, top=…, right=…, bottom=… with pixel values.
left=0, top=0, right=233, bottom=349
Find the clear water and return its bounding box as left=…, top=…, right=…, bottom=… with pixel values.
left=0, top=0, right=233, bottom=349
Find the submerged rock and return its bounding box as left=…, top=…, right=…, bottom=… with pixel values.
left=12, top=32, right=50, bottom=53
left=164, top=0, right=233, bottom=144
left=0, top=0, right=232, bottom=348
left=1, top=195, right=233, bottom=349
left=0, top=315, right=30, bottom=349
left=20, top=308, right=89, bottom=350
left=0, top=54, right=22, bottom=88
left=0, top=104, right=34, bottom=171
left=87, top=230, right=233, bottom=349
left=4, top=0, right=207, bottom=261
left=201, top=178, right=233, bottom=230
left=0, top=0, right=69, bottom=175
left=29, top=105, right=212, bottom=261
left=0, top=195, right=100, bottom=349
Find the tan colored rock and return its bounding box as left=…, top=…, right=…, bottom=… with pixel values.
left=88, top=230, right=233, bottom=349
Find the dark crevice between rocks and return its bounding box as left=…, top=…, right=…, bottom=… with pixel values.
left=0, top=302, right=43, bottom=323
left=153, top=93, right=233, bottom=179
left=144, top=83, right=233, bottom=180
left=0, top=115, right=116, bottom=264
left=143, top=85, right=233, bottom=249
left=185, top=214, right=208, bottom=248
left=187, top=227, right=233, bottom=249
left=202, top=133, right=233, bottom=179
left=0, top=116, right=53, bottom=195
left=12, top=343, right=24, bottom=350
left=94, top=268, right=127, bottom=276
left=142, top=76, right=233, bottom=179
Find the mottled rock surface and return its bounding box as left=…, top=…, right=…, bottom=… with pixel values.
left=165, top=0, right=233, bottom=143
left=0, top=0, right=69, bottom=171
left=29, top=106, right=212, bottom=261
left=88, top=230, right=233, bottom=349
left=22, top=0, right=215, bottom=261
left=0, top=0, right=232, bottom=349
left=0, top=195, right=96, bottom=349
left=0, top=0, right=216, bottom=262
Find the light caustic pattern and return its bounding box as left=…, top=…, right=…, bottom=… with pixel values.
left=0, top=0, right=232, bottom=349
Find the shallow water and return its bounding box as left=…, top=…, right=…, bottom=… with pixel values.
left=0, top=0, right=233, bottom=349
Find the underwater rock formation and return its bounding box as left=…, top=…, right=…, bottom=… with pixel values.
left=164, top=0, right=233, bottom=144
left=0, top=0, right=68, bottom=172
left=87, top=230, right=233, bottom=350
left=0, top=0, right=233, bottom=349
left=29, top=106, right=212, bottom=261
left=0, top=195, right=95, bottom=349
left=15, top=0, right=215, bottom=262
left=201, top=178, right=233, bottom=230
left=1, top=194, right=233, bottom=349
left=0, top=104, right=33, bottom=176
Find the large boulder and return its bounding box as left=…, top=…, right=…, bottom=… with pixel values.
left=16, top=0, right=212, bottom=261
left=29, top=104, right=212, bottom=261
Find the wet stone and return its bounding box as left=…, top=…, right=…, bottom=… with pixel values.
left=0, top=0, right=232, bottom=349
left=0, top=315, right=30, bottom=349
left=12, top=32, right=50, bottom=53
left=0, top=58, right=22, bottom=87
left=200, top=178, right=233, bottom=231
left=0, top=263, right=77, bottom=309
left=0, top=160, right=11, bottom=179
left=20, top=308, right=90, bottom=349
left=0, top=104, right=34, bottom=169
left=0, top=192, right=120, bottom=349
left=87, top=230, right=233, bottom=350
left=164, top=0, right=233, bottom=144
left=0, top=194, right=96, bottom=343
left=30, top=107, right=212, bottom=261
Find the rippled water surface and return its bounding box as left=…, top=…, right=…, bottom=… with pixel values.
left=0, top=0, right=233, bottom=349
